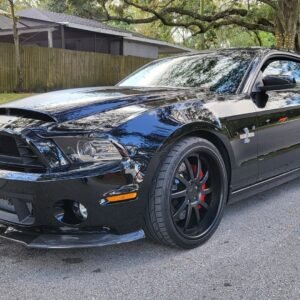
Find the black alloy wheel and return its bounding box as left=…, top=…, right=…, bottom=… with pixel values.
left=144, top=137, right=228, bottom=249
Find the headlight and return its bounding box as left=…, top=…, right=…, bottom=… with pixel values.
left=55, top=138, right=123, bottom=164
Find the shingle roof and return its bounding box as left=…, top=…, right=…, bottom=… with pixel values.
left=0, top=15, right=28, bottom=30
left=17, top=8, right=133, bottom=36
left=15, top=8, right=193, bottom=53
left=0, top=8, right=194, bottom=53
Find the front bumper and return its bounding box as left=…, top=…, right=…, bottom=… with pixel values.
left=0, top=226, right=144, bottom=249
left=0, top=162, right=146, bottom=248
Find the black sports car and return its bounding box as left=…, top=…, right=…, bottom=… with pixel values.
left=0, top=48, right=299, bottom=249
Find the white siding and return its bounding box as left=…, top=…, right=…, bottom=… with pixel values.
left=123, top=40, right=158, bottom=59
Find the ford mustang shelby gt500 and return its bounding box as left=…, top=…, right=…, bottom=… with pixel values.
left=0, top=48, right=299, bottom=249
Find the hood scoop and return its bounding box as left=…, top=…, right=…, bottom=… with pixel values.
left=0, top=108, right=57, bottom=122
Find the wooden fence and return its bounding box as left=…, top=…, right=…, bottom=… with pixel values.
left=0, top=43, right=151, bottom=92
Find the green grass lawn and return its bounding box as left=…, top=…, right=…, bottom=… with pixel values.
left=0, top=93, right=34, bottom=105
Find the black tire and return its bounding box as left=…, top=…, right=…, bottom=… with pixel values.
left=144, top=137, right=228, bottom=249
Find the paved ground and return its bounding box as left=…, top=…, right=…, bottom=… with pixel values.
left=0, top=178, right=299, bottom=300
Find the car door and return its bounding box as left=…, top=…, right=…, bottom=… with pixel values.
left=205, top=96, right=259, bottom=190
left=253, top=56, right=300, bottom=181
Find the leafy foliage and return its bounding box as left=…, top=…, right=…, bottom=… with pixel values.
left=6, top=0, right=300, bottom=51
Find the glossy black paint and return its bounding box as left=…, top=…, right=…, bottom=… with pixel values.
left=0, top=48, right=300, bottom=248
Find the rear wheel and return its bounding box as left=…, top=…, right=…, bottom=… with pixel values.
left=144, top=137, right=228, bottom=249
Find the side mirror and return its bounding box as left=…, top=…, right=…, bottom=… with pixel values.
left=258, top=75, right=296, bottom=92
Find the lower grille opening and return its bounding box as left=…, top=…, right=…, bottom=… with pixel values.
left=0, top=135, right=20, bottom=157
left=0, top=196, right=34, bottom=225
left=0, top=134, right=47, bottom=173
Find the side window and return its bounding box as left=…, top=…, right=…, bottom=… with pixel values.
left=263, top=60, right=300, bottom=85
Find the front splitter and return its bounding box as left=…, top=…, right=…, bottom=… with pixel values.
left=0, top=226, right=145, bottom=249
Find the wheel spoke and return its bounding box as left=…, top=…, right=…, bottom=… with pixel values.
left=202, top=187, right=212, bottom=195
left=173, top=198, right=189, bottom=220
left=195, top=154, right=202, bottom=181
left=199, top=200, right=209, bottom=210
left=194, top=206, right=201, bottom=225
left=184, top=205, right=192, bottom=229
left=176, top=174, right=190, bottom=187
left=200, top=170, right=209, bottom=185
left=171, top=190, right=187, bottom=199
left=184, top=158, right=195, bottom=180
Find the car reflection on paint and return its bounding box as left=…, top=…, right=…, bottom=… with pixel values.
left=0, top=48, right=299, bottom=249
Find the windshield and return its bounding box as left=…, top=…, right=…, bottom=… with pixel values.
left=118, top=51, right=255, bottom=94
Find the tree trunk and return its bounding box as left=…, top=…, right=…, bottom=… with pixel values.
left=296, top=16, right=300, bottom=52
left=275, top=0, right=300, bottom=50
left=199, top=0, right=205, bottom=50
left=8, top=0, right=23, bottom=92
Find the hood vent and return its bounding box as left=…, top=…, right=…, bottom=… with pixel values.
left=0, top=108, right=57, bottom=122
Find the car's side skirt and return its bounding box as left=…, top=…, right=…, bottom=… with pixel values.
left=229, top=167, right=300, bottom=204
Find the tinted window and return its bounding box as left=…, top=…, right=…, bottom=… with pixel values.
left=119, top=51, right=255, bottom=94
left=263, top=60, right=300, bottom=84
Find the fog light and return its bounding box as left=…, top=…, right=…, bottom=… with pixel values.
left=72, top=202, right=88, bottom=220
left=53, top=200, right=88, bottom=225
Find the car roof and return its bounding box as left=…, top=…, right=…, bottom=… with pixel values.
left=160, top=47, right=299, bottom=60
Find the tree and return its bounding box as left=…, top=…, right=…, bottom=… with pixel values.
left=102, top=0, right=300, bottom=51
left=0, top=0, right=24, bottom=91
left=40, top=0, right=106, bottom=19
left=275, top=0, right=300, bottom=50
left=41, top=0, right=178, bottom=42
left=9, top=0, right=24, bottom=91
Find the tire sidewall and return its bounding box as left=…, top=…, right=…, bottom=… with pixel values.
left=157, top=138, right=228, bottom=249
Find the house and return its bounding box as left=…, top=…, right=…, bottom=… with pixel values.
left=0, top=8, right=193, bottom=59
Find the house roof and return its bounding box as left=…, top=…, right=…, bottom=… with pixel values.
left=13, top=8, right=194, bottom=54
left=17, top=8, right=132, bottom=36
left=0, top=15, right=15, bottom=30
left=0, top=14, right=54, bottom=31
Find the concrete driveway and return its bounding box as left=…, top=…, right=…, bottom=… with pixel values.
left=0, top=178, right=299, bottom=300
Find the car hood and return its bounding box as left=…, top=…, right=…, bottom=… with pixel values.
left=0, top=87, right=207, bottom=123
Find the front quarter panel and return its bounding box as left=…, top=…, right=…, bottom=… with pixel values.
left=110, top=95, right=259, bottom=193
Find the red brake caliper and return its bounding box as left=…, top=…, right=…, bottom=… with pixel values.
left=199, top=170, right=206, bottom=208
left=192, top=166, right=206, bottom=208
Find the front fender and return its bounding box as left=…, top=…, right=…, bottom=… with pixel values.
left=110, top=101, right=235, bottom=183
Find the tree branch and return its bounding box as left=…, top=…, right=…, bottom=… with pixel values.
left=257, top=0, right=278, bottom=10
left=123, top=0, right=248, bottom=22
left=107, top=15, right=158, bottom=24
left=104, top=0, right=275, bottom=36
left=253, top=31, right=263, bottom=46
left=207, top=18, right=275, bottom=33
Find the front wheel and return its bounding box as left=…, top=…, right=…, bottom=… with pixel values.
left=144, top=137, right=228, bottom=249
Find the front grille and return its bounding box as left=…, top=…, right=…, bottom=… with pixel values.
left=0, top=134, right=47, bottom=173
left=0, top=195, right=34, bottom=225
left=0, top=135, right=19, bottom=157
